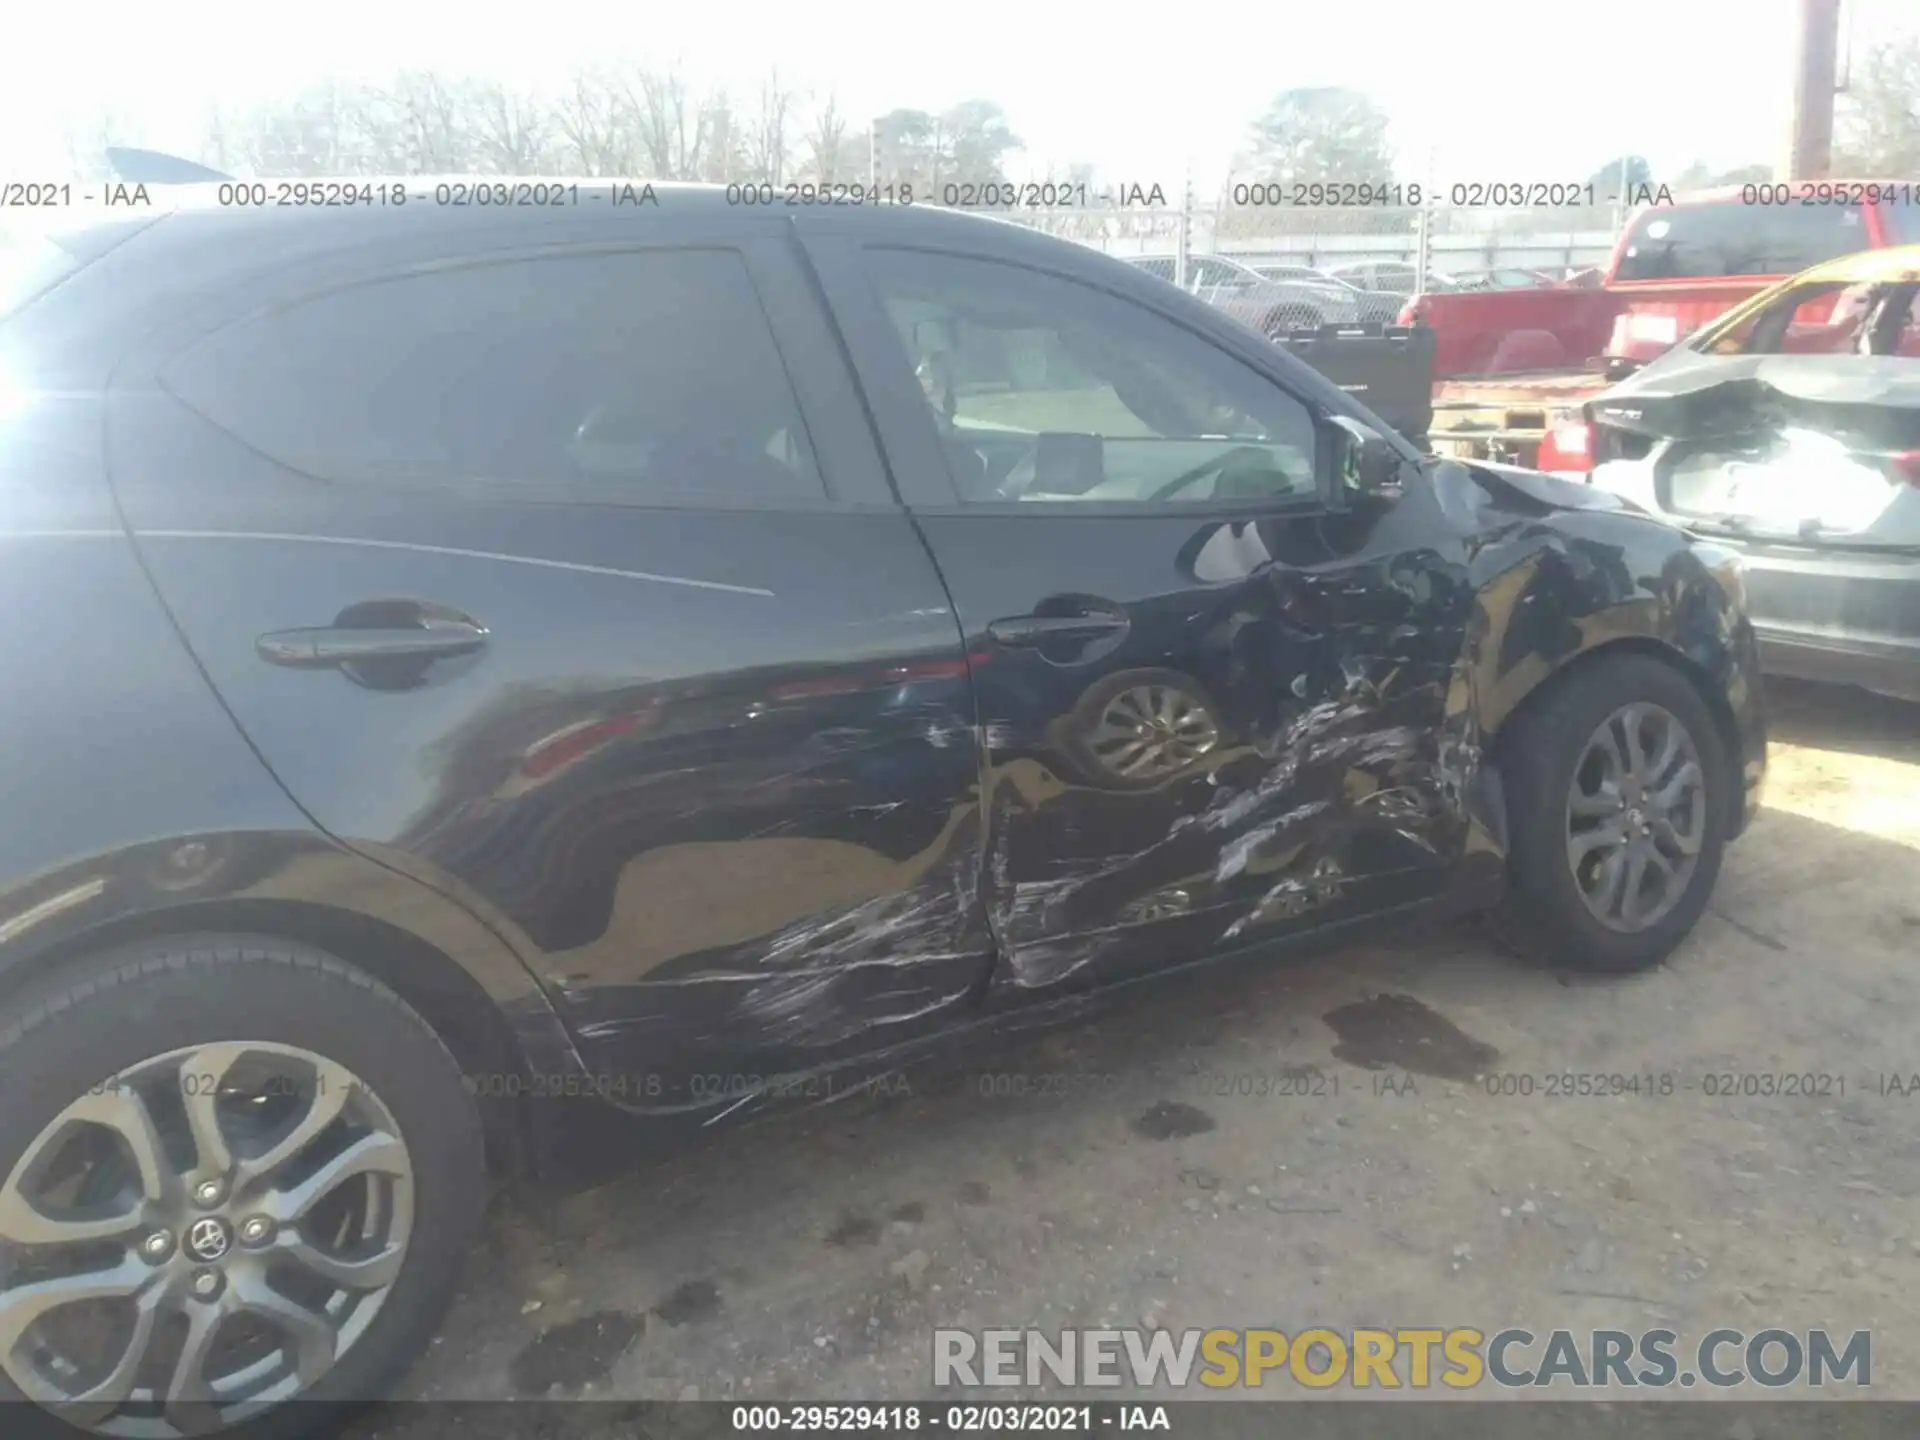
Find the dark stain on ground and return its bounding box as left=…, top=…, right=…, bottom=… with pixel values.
left=1322, top=993, right=1498, bottom=1081
left=956, top=1179, right=992, bottom=1205
left=825, top=1211, right=881, bottom=1247
left=508, top=1310, right=645, bottom=1395
left=654, top=1278, right=722, bottom=1326
left=1131, top=1101, right=1217, bottom=1140
left=1709, top=905, right=1791, bottom=953
left=1012, top=1154, right=1039, bottom=1180
left=890, top=1200, right=927, bottom=1223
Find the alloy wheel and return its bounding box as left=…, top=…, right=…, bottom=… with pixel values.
left=0, top=1042, right=412, bottom=1435
left=1085, top=682, right=1219, bottom=783
left=1564, top=701, right=1708, bottom=932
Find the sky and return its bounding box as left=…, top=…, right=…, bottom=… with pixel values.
left=3, top=0, right=1914, bottom=188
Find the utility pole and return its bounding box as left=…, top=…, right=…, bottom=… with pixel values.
left=1782, top=0, right=1842, bottom=180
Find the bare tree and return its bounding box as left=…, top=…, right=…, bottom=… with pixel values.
left=472, top=81, right=554, bottom=174
left=63, top=108, right=148, bottom=181
left=553, top=67, right=637, bottom=176
left=631, top=64, right=702, bottom=178
left=801, top=92, right=854, bottom=183
left=1836, top=36, right=1920, bottom=176
left=384, top=71, right=478, bottom=172
left=695, top=91, right=741, bottom=182
left=740, top=70, right=796, bottom=183
left=235, top=81, right=372, bottom=176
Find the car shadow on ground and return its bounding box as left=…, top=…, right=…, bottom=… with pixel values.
left=1765, top=676, right=1920, bottom=764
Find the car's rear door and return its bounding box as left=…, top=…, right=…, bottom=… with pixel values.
left=799, top=220, right=1476, bottom=1002
left=106, top=208, right=993, bottom=1107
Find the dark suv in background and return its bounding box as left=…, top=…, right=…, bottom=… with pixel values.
left=0, top=186, right=1763, bottom=1435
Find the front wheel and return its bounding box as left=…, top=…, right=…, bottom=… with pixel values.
left=0, top=936, right=485, bottom=1436
left=1492, top=654, right=1731, bottom=973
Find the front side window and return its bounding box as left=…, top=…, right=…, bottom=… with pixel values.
left=163, top=249, right=825, bottom=504
left=867, top=248, right=1320, bottom=507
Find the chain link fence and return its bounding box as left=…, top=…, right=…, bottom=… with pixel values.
left=993, top=197, right=1618, bottom=330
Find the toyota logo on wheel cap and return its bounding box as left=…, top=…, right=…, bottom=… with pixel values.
left=186, top=1217, right=232, bottom=1262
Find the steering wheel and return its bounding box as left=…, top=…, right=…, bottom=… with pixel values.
left=1144, top=445, right=1280, bottom=504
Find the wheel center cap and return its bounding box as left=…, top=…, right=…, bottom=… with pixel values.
left=1625, top=807, right=1644, bottom=828
left=186, top=1216, right=233, bottom=1263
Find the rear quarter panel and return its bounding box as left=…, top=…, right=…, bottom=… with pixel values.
left=0, top=336, right=577, bottom=1101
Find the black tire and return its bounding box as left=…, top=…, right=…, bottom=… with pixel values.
left=0, top=935, right=485, bottom=1438
left=1491, top=653, right=1732, bottom=973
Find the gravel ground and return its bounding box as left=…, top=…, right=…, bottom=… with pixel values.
left=352, top=677, right=1920, bottom=1420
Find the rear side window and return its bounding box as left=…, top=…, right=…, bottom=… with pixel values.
left=1614, top=199, right=1869, bottom=281
left=163, top=249, right=826, bottom=504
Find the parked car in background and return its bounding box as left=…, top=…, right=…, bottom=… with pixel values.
left=1126, top=253, right=1361, bottom=333
left=1251, top=263, right=1404, bottom=323
left=1587, top=244, right=1920, bottom=701
left=1327, top=261, right=1460, bottom=295
left=0, top=182, right=1765, bottom=1435
left=1452, top=267, right=1559, bottom=291
left=1403, top=183, right=1920, bottom=473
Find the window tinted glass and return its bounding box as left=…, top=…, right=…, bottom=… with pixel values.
left=164, top=249, right=824, bottom=503
left=1615, top=199, right=1869, bottom=281
left=1883, top=197, right=1920, bottom=245
left=1706, top=280, right=1920, bottom=357
left=867, top=249, right=1319, bottom=507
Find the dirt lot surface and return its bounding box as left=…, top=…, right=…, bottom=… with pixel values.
left=356, top=678, right=1920, bottom=1420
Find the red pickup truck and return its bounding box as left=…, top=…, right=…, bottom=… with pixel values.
left=1401, top=183, right=1920, bottom=473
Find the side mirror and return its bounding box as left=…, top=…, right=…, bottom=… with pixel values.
left=1327, top=415, right=1402, bottom=497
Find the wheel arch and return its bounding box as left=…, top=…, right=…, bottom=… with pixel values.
left=1485, top=635, right=1746, bottom=838
left=0, top=834, right=582, bottom=1178
left=0, top=897, right=532, bottom=1174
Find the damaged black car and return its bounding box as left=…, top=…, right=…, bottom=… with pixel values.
left=1587, top=244, right=1920, bottom=701
left=0, top=187, right=1763, bottom=1434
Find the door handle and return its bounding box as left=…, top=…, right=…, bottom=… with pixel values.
left=986, top=613, right=1129, bottom=647
left=257, top=622, right=489, bottom=668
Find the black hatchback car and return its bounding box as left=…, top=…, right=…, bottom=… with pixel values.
left=0, top=184, right=1764, bottom=1434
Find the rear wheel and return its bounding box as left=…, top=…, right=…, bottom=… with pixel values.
left=1059, top=668, right=1222, bottom=790
left=0, top=936, right=485, bottom=1437
left=1493, top=654, right=1730, bottom=973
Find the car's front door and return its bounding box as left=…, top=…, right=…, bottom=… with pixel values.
left=108, top=220, right=994, bottom=1105
left=803, top=233, right=1474, bottom=1000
